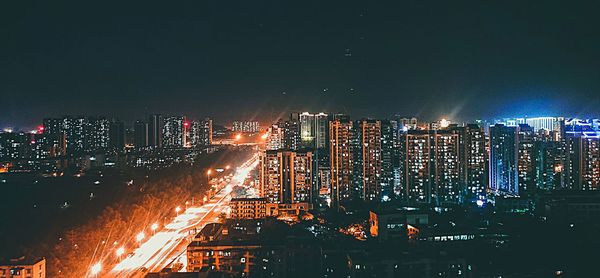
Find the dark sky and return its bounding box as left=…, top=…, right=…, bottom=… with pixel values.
left=2, top=1, right=600, bottom=128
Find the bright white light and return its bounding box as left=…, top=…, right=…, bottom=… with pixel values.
left=476, top=200, right=484, bottom=207
left=136, top=232, right=145, bottom=242
left=440, top=118, right=450, bottom=128
left=175, top=206, right=181, bottom=213
left=91, top=262, right=102, bottom=275
left=151, top=223, right=159, bottom=231
left=116, top=247, right=125, bottom=257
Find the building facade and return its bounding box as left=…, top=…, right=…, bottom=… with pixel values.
left=259, top=150, right=313, bottom=204
left=489, top=124, right=519, bottom=196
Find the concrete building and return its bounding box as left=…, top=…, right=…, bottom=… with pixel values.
left=489, top=124, right=519, bottom=196
left=0, top=257, right=45, bottom=278
left=229, top=198, right=267, bottom=219
left=329, top=119, right=355, bottom=207
left=259, top=150, right=313, bottom=204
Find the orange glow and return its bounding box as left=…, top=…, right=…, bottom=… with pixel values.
left=555, top=165, right=563, bottom=173
left=136, top=232, right=145, bottom=242
left=207, top=169, right=212, bottom=175
left=260, top=133, right=268, bottom=140
left=225, top=165, right=231, bottom=170
left=116, top=247, right=125, bottom=257
left=111, top=154, right=260, bottom=276
left=91, top=262, right=102, bottom=276
left=235, top=134, right=242, bottom=140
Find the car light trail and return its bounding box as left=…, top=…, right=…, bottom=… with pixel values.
left=109, top=154, right=258, bottom=277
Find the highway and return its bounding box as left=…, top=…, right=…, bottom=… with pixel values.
left=103, top=153, right=258, bottom=278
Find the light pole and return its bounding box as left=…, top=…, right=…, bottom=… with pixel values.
left=235, top=133, right=241, bottom=146
left=151, top=223, right=159, bottom=235
left=175, top=206, right=181, bottom=217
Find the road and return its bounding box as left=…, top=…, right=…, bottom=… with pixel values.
left=104, top=154, right=258, bottom=278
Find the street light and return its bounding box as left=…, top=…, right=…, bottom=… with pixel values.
left=175, top=206, right=181, bottom=216
left=225, top=165, right=231, bottom=170
left=116, top=247, right=125, bottom=258
left=207, top=169, right=212, bottom=185
left=151, top=223, right=159, bottom=234
left=90, top=262, right=102, bottom=276
left=136, top=232, right=145, bottom=242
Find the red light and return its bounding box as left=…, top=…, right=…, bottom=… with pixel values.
left=38, top=126, right=44, bottom=131
left=184, top=122, right=189, bottom=127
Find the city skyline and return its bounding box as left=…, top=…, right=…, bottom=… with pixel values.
left=3, top=2, right=600, bottom=277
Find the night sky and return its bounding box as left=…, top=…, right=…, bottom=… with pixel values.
left=2, top=1, right=600, bottom=128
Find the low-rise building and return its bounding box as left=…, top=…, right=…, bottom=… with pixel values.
left=369, top=208, right=429, bottom=242
left=186, top=219, right=320, bottom=277
left=229, top=198, right=267, bottom=219
left=0, top=257, right=45, bottom=278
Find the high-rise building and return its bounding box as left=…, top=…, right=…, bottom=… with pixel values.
left=453, top=124, right=487, bottom=201
left=42, top=118, right=66, bottom=156
left=517, top=124, right=535, bottom=195
left=85, top=117, right=111, bottom=152
left=266, top=123, right=284, bottom=150
left=525, top=117, right=558, bottom=132
left=381, top=120, right=400, bottom=199
left=0, top=132, right=28, bottom=161
left=329, top=119, right=354, bottom=207
left=355, top=119, right=383, bottom=201
left=232, top=121, right=260, bottom=133
left=259, top=150, right=313, bottom=204
left=148, top=114, right=164, bottom=148
left=134, top=120, right=149, bottom=148
left=298, top=112, right=331, bottom=204
left=401, top=129, right=461, bottom=205
left=64, top=116, right=87, bottom=153
left=282, top=119, right=301, bottom=150
left=489, top=124, right=519, bottom=196
left=565, top=131, right=600, bottom=190
left=299, top=112, right=329, bottom=149
left=535, top=138, right=566, bottom=191
left=162, top=116, right=186, bottom=148
left=189, top=118, right=212, bottom=147
left=29, top=133, right=50, bottom=159
left=109, top=120, right=126, bottom=151
left=396, top=117, right=418, bottom=130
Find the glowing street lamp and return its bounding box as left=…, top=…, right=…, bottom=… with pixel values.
left=136, top=232, right=145, bottom=242
left=225, top=165, right=231, bottom=170
left=116, top=247, right=125, bottom=258
left=207, top=169, right=212, bottom=185
left=151, top=223, right=159, bottom=234
left=90, top=262, right=102, bottom=276
left=175, top=206, right=181, bottom=216
left=235, top=134, right=242, bottom=140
